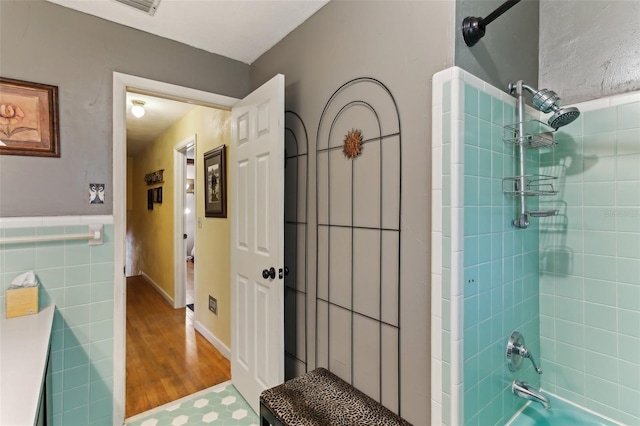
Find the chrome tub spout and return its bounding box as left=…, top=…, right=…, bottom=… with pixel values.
left=512, top=380, right=551, bottom=409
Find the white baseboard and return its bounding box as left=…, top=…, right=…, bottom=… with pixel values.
left=194, top=320, right=231, bottom=360
left=140, top=271, right=174, bottom=306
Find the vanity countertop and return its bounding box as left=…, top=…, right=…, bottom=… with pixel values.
left=0, top=305, right=55, bottom=426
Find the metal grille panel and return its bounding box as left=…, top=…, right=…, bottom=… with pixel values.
left=315, top=77, right=402, bottom=415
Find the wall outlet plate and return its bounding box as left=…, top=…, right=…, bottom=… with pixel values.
left=209, top=295, right=217, bottom=315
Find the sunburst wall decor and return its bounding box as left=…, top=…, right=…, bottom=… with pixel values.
left=342, top=129, right=363, bottom=159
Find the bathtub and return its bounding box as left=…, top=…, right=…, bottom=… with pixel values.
left=506, top=391, right=624, bottom=426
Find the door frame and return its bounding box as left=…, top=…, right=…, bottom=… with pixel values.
left=112, top=72, right=238, bottom=424
left=173, top=135, right=196, bottom=309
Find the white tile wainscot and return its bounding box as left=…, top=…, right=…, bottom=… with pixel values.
left=0, top=305, right=55, bottom=425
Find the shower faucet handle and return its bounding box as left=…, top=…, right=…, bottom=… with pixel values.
left=506, top=331, right=543, bottom=374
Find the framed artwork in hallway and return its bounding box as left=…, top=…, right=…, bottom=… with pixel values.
left=204, top=144, right=227, bottom=218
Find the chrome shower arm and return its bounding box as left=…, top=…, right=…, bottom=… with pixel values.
left=520, top=83, right=538, bottom=97
left=509, top=82, right=536, bottom=96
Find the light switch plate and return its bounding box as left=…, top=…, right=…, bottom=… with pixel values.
left=209, top=295, right=217, bottom=315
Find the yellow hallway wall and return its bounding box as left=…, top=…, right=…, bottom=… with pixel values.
left=128, top=105, right=232, bottom=348
left=194, top=108, right=232, bottom=348
left=130, top=126, right=177, bottom=298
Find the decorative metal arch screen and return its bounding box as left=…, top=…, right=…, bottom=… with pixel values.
left=284, top=110, right=309, bottom=379
left=315, top=77, right=402, bottom=414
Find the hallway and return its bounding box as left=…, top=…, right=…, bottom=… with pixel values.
left=126, top=275, right=231, bottom=418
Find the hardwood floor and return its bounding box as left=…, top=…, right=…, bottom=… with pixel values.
left=126, top=275, right=231, bottom=418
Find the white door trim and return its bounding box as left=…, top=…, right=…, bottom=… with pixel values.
left=173, top=135, right=196, bottom=309
left=112, top=72, right=238, bottom=425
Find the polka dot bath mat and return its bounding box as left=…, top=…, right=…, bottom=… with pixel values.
left=125, top=381, right=259, bottom=426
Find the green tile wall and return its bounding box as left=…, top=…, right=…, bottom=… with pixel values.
left=461, top=82, right=542, bottom=426
left=539, top=100, right=640, bottom=425
left=0, top=223, right=114, bottom=426
left=437, top=68, right=640, bottom=426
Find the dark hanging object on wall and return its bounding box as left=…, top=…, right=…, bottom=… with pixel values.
left=462, top=0, right=522, bottom=47
left=144, top=169, right=164, bottom=185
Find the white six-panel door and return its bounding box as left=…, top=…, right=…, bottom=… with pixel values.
left=231, top=74, right=285, bottom=414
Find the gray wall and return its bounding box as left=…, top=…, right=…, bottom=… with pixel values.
left=455, top=0, right=539, bottom=94
left=0, top=0, right=249, bottom=217
left=250, top=0, right=455, bottom=423
left=539, top=0, right=640, bottom=104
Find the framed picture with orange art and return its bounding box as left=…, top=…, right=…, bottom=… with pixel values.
left=0, top=77, right=60, bottom=157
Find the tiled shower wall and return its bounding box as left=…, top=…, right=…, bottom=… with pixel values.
left=433, top=67, right=640, bottom=426
left=432, top=67, right=542, bottom=426
left=539, top=94, right=640, bottom=425
left=0, top=216, right=114, bottom=426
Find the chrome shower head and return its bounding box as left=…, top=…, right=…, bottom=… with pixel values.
left=510, top=82, right=581, bottom=129
left=548, top=107, right=580, bottom=129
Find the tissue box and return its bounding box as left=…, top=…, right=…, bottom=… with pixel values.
left=6, top=286, right=39, bottom=318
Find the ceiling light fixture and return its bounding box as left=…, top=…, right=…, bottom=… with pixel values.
left=131, top=100, right=146, bottom=118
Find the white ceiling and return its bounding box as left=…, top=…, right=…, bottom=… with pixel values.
left=46, top=0, right=328, bottom=156
left=45, top=0, right=329, bottom=65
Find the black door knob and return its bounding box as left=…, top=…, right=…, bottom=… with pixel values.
left=262, top=267, right=276, bottom=280
left=279, top=267, right=289, bottom=279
